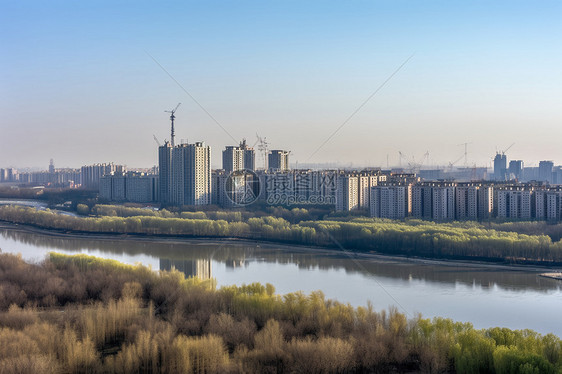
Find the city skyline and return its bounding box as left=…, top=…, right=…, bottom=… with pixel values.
left=2, top=1, right=561, bottom=169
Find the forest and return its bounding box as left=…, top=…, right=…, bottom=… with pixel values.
left=0, top=252, right=560, bottom=373
left=1, top=204, right=562, bottom=264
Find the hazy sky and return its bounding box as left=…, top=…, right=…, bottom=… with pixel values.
left=1, top=1, right=561, bottom=170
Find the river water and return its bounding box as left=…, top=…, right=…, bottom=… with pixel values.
left=0, top=199, right=77, bottom=217
left=0, top=223, right=561, bottom=336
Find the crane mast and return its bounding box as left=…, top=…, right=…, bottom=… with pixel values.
left=165, top=103, right=181, bottom=147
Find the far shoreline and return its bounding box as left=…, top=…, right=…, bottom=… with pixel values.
left=1, top=221, right=560, bottom=274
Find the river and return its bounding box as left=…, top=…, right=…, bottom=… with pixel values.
left=0, top=198, right=78, bottom=217
left=0, top=223, right=561, bottom=336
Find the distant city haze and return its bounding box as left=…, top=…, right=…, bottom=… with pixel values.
left=1, top=1, right=561, bottom=169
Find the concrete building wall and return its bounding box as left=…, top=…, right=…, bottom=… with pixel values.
left=477, top=187, right=493, bottom=219
left=336, top=175, right=358, bottom=211
left=126, top=176, right=157, bottom=202
left=370, top=186, right=407, bottom=219
left=158, top=143, right=172, bottom=204
left=412, top=185, right=433, bottom=219
left=535, top=191, right=546, bottom=220
left=520, top=191, right=532, bottom=219
left=223, top=146, right=244, bottom=174
left=111, top=176, right=126, bottom=201
left=167, top=142, right=211, bottom=206
left=546, top=193, right=559, bottom=221
left=244, top=149, right=255, bottom=171
left=432, top=186, right=455, bottom=221
left=268, top=150, right=290, bottom=172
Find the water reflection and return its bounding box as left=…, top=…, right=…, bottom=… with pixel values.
left=159, top=258, right=212, bottom=280
left=0, top=224, right=559, bottom=293
left=3, top=223, right=562, bottom=335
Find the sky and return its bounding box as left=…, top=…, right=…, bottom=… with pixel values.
left=1, top=1, right=561, bottom=170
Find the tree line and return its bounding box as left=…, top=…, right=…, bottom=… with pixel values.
left=2, top=205, right=562, bottom=264
left=85, top=204, right=317, bottom=224
left=0, top=252, right=560, bottom=373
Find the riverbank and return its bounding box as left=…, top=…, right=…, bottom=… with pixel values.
left=1, top=221, right=560, bottom=274
left=1, top=252, right=560, bottom=373
left=2, top=204, right=562, bottom=267
left=3, top=220, right=562, bottom=338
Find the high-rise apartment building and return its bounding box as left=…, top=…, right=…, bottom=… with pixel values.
left=0, top=168, right=17, bottom=183
left=496, top=189, right=531, bottom=219
left=223, top=146, right=244, bottom=174
left=546, top=192, right=562, bottom=221
left=223, top=140, right=256, bottom=173
left=508, top=160, right=523, bottom=181
left=211, top=169, right=225, bottom=206
left=539, top=161, right=554, bottom=183
left=244, top=150, right=255, bottom=171
left=535, top=190, right=562, bottom=221
left=370, top=185, right=408, bottom=219
left=336, top=175, right=358, bottom=211
left=455, top=185, right=478, bottom=220
left=268, top=150, right=290, bottom=172
left=412, top=184, right=433, bottom=219
left=535, top=190, right=547, bottom=220
left=158, top=140, right=211, bottom=206
left=81, top=163, right=124, bottom=190
left=477, top=186, right=493, bottom=219
left=188, top=141, right=212, bottom=206
left=455, top=184, right=493, bottom=220
left=111, top=174, right=127, bottom=201
left=358, top=175, right=380, bottom=209
left=553, top=167, right=562, bottom=185
left=493, top=153, right=507, bottom=181
left=158, top=142, right=172, bottom=203
left=169, top=142, right=211, bottom=206
left=369, top=180, right=562, bottom=222
left=240, top=139, right=255, bottom=171
left=432, top=186, right=455, bottom=221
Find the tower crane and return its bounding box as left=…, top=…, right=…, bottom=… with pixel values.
left=409, top=151, right=429, bottom=173
left=398, top=151, right=406, bottom=168
left=153, top=135, right=161, bottom=147
left=255, top=133, right=269, bottom=170
left=458, top=142, right=472, bottom=167
left=496, top=142, right=515, bottom=156
left=164, top=103, right=181, bottom=147
left=502, top=142, right=515, bottom=155
left=399, top=151, right=429, bottom=173
left=447, top=155, right=464, bottom=171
